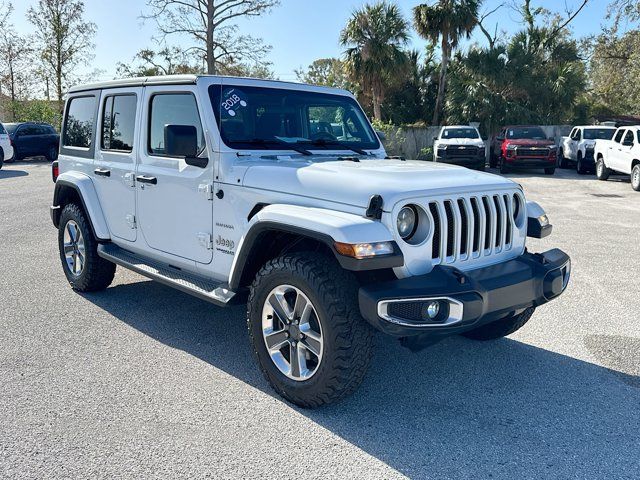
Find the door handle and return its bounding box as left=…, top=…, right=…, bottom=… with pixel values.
left=94, top=168, right=111, bottom=177
left=136, top=175, right=157, bottom=185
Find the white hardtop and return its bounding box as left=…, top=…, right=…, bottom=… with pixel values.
left=67, top=74, right=354, bottom=98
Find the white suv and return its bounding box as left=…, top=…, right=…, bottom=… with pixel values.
left=594, top=126, right=640, bottom=191
left=50, top=75, right=570, bottom=407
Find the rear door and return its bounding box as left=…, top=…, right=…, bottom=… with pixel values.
left=135, top=85, right=214, bottom=264
left=93, top=88, right=141, bottom=242
left=618, top=130, right=635, bottom=174
left=610, top=129, right=627, bottom=172
left=15, top=125, right=37, bottom=157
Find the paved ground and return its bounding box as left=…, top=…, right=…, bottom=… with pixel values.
left=1, top=160, right=639, bottom=479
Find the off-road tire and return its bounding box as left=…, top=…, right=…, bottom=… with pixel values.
left=247, top=253, right=374, bottom=408
left=544, top=167, right=556, bottom=175
left=499, top=157, right=510, bottom=174
left=462, top=307, right=535, bottom=341
left=632, top=164, right=640, bottom=192
left=576, top=152, right=588, bottom=175
left=596, top=158, right=610, bottom=181
left=58, top=203, right=116, bottom=292
left=558, top=148, right=568, bottom=168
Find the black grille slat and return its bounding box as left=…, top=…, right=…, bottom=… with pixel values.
left=493, top=195, right=502, bottom=248
left=444, top=201, right=455, bottom=257
left=504, top=195, right=512, bottom=245
left=457, top=199, right=468, bottom=256
left=429, top=202, right=441, bottom=260
left=482, top=197, right=492, bottom=250
left=471, top=198, right=481, bottom=253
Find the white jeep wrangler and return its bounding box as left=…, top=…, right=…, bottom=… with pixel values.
left=50, top=75, right=570, bottom=407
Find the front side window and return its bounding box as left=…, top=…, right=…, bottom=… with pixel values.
left=63, top=96, right=96, bottom=148
left=507, top=127, right=547, bottom=140
left=583, top=128, right=616, bottom=140
left=209, top=85, right=379, bottom=151
left=148, top=93, right=205, bottom=156
left=614, top=129, right=625, bottom=143
left=442, top=128, right=479, bottom=139
left=102, top=95, right=137, bottom=152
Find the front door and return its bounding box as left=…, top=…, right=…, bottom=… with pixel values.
left=93, top=88, right=141, bottom=242
left=136, top=86, right=214, bottom=264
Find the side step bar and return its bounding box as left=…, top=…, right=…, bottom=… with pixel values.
left=97, top=243, right=236, bottom=307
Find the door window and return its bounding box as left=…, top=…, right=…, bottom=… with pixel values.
left=623, top=130, right=634, bottom=146
left=148, top=93, right=204, bottom=156
left=63, top=96, right=97, bottom=149
left=102, top=94, right=137, bottom=152
left=613, top=129, right=625, bottom=143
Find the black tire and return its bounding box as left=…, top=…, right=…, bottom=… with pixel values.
left=576, top=153, right=587, bottom=175
left=46, top=145, right=58, bottom=162
left=58, top=203, right=116, bottom=292
left=489, top=151, right=497, bottom=168
left=596, top=158, right=610, bottom=181
left=475, top=163, right=486, bottom=172
left=632, top=164, right=640, bottom=192
left=0, top=147, right=3, bottom=170
left=462, top=307, right=535, bottom=341
left=558, top=149, right=568, bottom=168
left=544, top=167, right=556, bottom=175
left=499, top=157, right=510, bottom=174
left=247, top=253, right=374, bottom=408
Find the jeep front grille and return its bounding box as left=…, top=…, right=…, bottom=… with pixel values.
left=427, top=192, right=521, bottom=266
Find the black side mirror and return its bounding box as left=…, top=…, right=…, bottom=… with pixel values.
left=375, top=130, right=386, bottom=143
left=623, top=140, right=634, bottom=147
left=164, top=124, right=208, bottom=168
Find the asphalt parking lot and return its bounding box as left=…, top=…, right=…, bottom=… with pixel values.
left=1, top=160, right=639, bottom=479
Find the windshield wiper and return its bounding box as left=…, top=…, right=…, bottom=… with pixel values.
left=248, top=138, right=312, bottom=156
left=297, top=139, right=370, bottom=156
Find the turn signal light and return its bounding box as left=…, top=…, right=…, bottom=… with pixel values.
left=334, top=241, right=394, bottom=259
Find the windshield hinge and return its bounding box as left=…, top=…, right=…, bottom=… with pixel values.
left=198, top=183, right=214, bottom=201
left=365, top=195, right=384, bottom=220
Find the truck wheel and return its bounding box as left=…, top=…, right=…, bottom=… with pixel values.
left=576, top=153, right=587, bottom=175
left=499, top=157, right=510, bottom=174
left=632, top=164, right=640, bottom=191
left=544, top=167, right=556, bottom=175
left=462, top=307, right=535, bottom=341
left=46, top=145, right=58, bottom=162
left=596, top=158, right=610, bottom=181
left=0, top=147, right=3, bottom=170
left=247, top=253, right=374, bottom=408
left=558, top=149, right=568, bottom=168
left=58, top=203, right=116, bottom=292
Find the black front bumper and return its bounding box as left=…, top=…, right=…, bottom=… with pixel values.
left=436, top=155, right=485, bottom=169
left=359, top=249, right=570, bottom=340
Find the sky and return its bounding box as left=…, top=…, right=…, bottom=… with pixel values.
left=9, top=0, right=612, bottom=84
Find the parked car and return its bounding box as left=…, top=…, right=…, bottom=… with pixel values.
left=4, top=122, right=60, bottom=162
left=559, top=125, right=617, bottom=174
left=490, top=125, right=557, bottom=175
left=0, top=122, right=15, bottom=170
left=594, top=125, right=640, bottom=191
left=432, top=125, right=486, bottom=170
left=50, top=75, right=570, bottom=407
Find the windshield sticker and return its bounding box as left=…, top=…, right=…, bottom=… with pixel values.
left=222, top=88, right=248, bottom=117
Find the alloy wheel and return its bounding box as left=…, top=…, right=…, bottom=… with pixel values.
left=261, top=285, right=323, bottom=381
left=63, top=220, right=85, bottom=276
left=633, top=167, right=640, bottom=189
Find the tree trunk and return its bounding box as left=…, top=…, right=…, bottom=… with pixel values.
left=432, top=38, right=451, bottom=126
left=206, top=0, right=216, bottom=74
left=372, top=81, right=383, bottom=122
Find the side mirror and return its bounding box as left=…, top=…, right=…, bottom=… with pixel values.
left=375, top=130, right=386, bottom=143
left=164, top=124, right=207, bottom=168
left=432, top=137, right=438, bottom=142
left=623, top=140, right=634, bottom=147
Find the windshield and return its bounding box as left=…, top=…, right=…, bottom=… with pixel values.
left=441, top=128, right=479, bottom=139
left=506, top=127, right=547, bottom=140
left=583, top=128, right=616, bottom=140
left=209, top=85, right=380, bottom=151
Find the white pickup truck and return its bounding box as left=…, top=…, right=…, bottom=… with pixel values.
left=558, top=125, right=617, bottom=174
left=594, top=126, right=640, bottom=191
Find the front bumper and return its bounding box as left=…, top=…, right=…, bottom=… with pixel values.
left=359, top=249, right=570, bottom=340
left=506, top=156, right=556, bottom=168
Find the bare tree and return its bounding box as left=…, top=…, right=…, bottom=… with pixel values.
left=144, top=0, right=279, bottom=75
left=27, top=0, right=97, bottom=104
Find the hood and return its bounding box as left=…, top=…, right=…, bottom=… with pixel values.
left=504, top=138, right=555, bottom=147
left=437, top=138, right=484, bottom=147
left=241, top=157, right=516, bottom=210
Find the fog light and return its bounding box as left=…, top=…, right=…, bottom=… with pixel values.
left=423, top=301, right=441, bottom=319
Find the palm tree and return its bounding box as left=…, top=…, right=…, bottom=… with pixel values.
left=340, top=1, right=410, bottom=121
left=414, top=0, right=480, bottom=125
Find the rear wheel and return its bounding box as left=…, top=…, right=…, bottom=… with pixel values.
left=247, top=253, right=374, bottom=408
left=558, top=148, right=568, bottom=168
left=576, top=152, right=588, bottom=175
left=462, top=308, right=535, bottom=340
left=596, top=158, right=610, bottom=181
left=632, top=164, right=640, bottom=191
left=58, top=203, right=116, bottom=292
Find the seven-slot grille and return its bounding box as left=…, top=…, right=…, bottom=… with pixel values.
left=516, top=146, right=550, bottom=157
left=428, top=193, right=521, bottom=265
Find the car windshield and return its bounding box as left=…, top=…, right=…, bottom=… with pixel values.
left=583, top=128, right=616, bottom=140
left=507, top=127, right=547, bottom=140
left=442, top=128, right=479, bottom=139
left=209, top=85, right=379, bottom=152
left=4, top=123, right=18, bottom=134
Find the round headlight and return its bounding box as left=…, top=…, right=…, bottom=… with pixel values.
left=397, top=206, right=418, bottom=240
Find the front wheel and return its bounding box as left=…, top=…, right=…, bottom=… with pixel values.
left=596, top=158, right=610, bottom=181
left=58, top=203, right=116, bottom=291
left=632, top=164, right=640, bottom=192
left=558, top=149, right=568, bottom=168
left=576, top=153, right=588, bottom=175
left=247, top=253, right=374, bottom=408
left=462, top=307, right=535, bottom=341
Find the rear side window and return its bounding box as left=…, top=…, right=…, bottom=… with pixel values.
left=623, top=130, right=634, bottom=145
left=148, top=93, right=204, bottom=156
left=63, top=96, right=96, bottom=149
left=102, top=94, right=137, bottom=152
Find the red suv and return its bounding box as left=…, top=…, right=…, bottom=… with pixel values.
left=490, top=126, right=557, bottom=175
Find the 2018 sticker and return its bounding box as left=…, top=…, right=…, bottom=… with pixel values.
left=222, top=88, right=248, bottom=117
